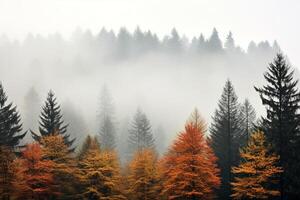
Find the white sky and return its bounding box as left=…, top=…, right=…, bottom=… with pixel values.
left=1, top=0, right=300, bottom=67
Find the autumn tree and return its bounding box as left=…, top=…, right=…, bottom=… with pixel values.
left=0, top=146, right=15, bottom=200
left=255, top=54, right=300, bottom=198
left=126, top=148, right=162, bottom=200
left=162, top=120, right=220, bottom=200
left=231, top=131, right=282, bottom=199
left=0, top=83, right=26, bottom=148
left=32, top=90, right=75, bottom=151
left=128, top=109, right=155, bottom=155
left=77, top=136, right=125, bottom=200
left=210, top=80, right=243, bottom=199
left=12, top=143, right=54, bottom=199
left=41, top=134, right=78, bottom=198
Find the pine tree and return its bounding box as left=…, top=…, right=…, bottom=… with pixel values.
left=231, top=131, right=282, bottom=199
left=128, top=109, right=155, bottom=154
left=41, top=134, right=78, bottom=198
left=77, top=136, right=125, bottom=200
left=255, top=53, right=300, bottom=198
left=207, top=28, right=223, bottom=52
left=239, top=99, right=256, bottom=141
left=210, top=80, right=242, bottom=199
left=32, top=90, right=75, bottom=151
left=162, top=121, right=220, bottom=200
left=187, top=108, right=207, bottom=132
left=126, top=148, right=162, bottom=200
left=0, top=83, right=26, bottom=148
left=98, top=86, right=116, bottom=150
left=224, top=32, right=235, bottom=51
left=12, top=143, right=54, bottom=199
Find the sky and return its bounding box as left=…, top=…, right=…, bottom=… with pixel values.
left=0, top=0, right=299, bottom=67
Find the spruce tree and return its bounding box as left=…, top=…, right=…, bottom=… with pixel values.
left=0, top=83, right=26, bottom=148
left=255, top=53, right=300, bottom=198
left=98, top=86, right=116, bottom=150
left=128, top=109, right=155, bottom=154
left=210, top=80, right=242, bottom=199
left=239, top=99, right=256, bottom=141
left=31, top=90, right=75, bottom=151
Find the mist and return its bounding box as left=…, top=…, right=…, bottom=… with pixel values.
left=0, top=27, right=286, bottom=154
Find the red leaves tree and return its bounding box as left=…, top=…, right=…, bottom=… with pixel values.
left=162, top=120, right=220, bottom=200
left=12, top=143, right=54, bottom=199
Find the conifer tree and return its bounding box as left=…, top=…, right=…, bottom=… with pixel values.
left=207, top=28, right=223, bottom=52
left=162, top=121, right=220, bottom=200
left=255, top=53, right=300, bottom=198
left=210, top=80, right=242, bottom=199
left=239, top=99, right=256, bottom=141
left=126, top=148, right=162, bottom=200
left=0, top=83, right=26, bottom=148
left=12, top=143, right=54, bottom=199
left=32, top=90, right=75, bottom=151
left=225, top=32, right=235, bottom=51
left=231, top=131, right=282, bottom=199
left=128, top=109, right=155, bottom=154
left=98, top=86, right=116, bottom=150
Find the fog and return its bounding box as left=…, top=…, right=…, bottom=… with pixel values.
left=0, top=27, right=289, bottom=153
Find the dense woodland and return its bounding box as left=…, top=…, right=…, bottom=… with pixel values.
left=1, top=51, right=300, bottom=199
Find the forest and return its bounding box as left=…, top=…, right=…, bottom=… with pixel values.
left=1, top=27, right=300, bottom=199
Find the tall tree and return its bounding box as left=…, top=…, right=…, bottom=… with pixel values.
left=239, top=99, right=256, bottom=141
left=128, top=109, right=155, bottom=154
left=231, top=131, right=282, bottom=199
left=98, top=86, right=116, bottom=150
left=224, top=31, right=235, bottom=51
left=162, top=121, right=220, bottom=200
left=12, top=143, right=54, bottom=199
left=255, top=53, right=300, bottom=198
left=210, top=80, right=242, bottom=199
left=126, top=148, right=162, bottom=200
left=32, top=90, right=75, bottom=151
left=0, top=146, right=15, bottom=200
left=0, top=83, right=26, bottom=148
left=207, top=28, right=223, bottom=52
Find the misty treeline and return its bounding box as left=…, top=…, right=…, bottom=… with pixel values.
left=1, top=53, right=300, bottom=199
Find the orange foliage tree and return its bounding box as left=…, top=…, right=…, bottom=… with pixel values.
left=0, top=146, right=15, bottom=200
left=162, top=119, right=220, bottom=199
left=12, top=143, right=54, bottom=199
left=126, top=148, right=162, bottom=200
left=231, top=131, right=283, bottom=199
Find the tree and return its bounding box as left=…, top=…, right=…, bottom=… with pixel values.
left=207, top=28, right=223, bottom=52
left=239, top=99, right=256, bottom=141
left=210, top=80, right=242, bottom=199
left=128, top=109, right=155, bottom=154
left=231, top=131, right=282, bottom=199
left=12, top=143, right=54, bottom=199
left=0, top=146, right=15, bottom=200
left=224, top=32, right=235, bottom=51
left=162, top=121, right=220, bottom=200
left=187, top=108, right=207, bottom=132
left=41, top=134, right=78, bottom=198
left=126, top=148, right=162, bottom=200
left=77, top=136, right=125, bottom=200
left=98, top=86, right=116, bottom=150
left=32, top=90, right=75, bottom=151
left=255, top=53, right=300, bottom=198
left=0, top=83, right=26, bottom=148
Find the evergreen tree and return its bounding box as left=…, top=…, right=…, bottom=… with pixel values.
left=0, top=83, right=26, bottom=148
left=225, top=32, right=235, bottom=51
left=128, top=109, right=155, bottom=154
left=162, top=121, right=220, bottom=199
left=239, top=99, right=256, bottom=141
left=255, top=53, right=300, bottom=198
left=32, top=90, right=75, bottom=151
left=207, top=28, right=223, bottom=52
left=98, top=86, right=116, bottom=150
left=231, top=131, right=282, bottom=199
left=210, top=80, right=242, bottom=199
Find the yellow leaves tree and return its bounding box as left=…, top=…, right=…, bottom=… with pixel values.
left=126, top=148, right=162, bottom=200
left=77, top=135, right=125, bottom=200
left=41, top=133, right=78, bottom=198
left=231, top=131, right=283, bottom=199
